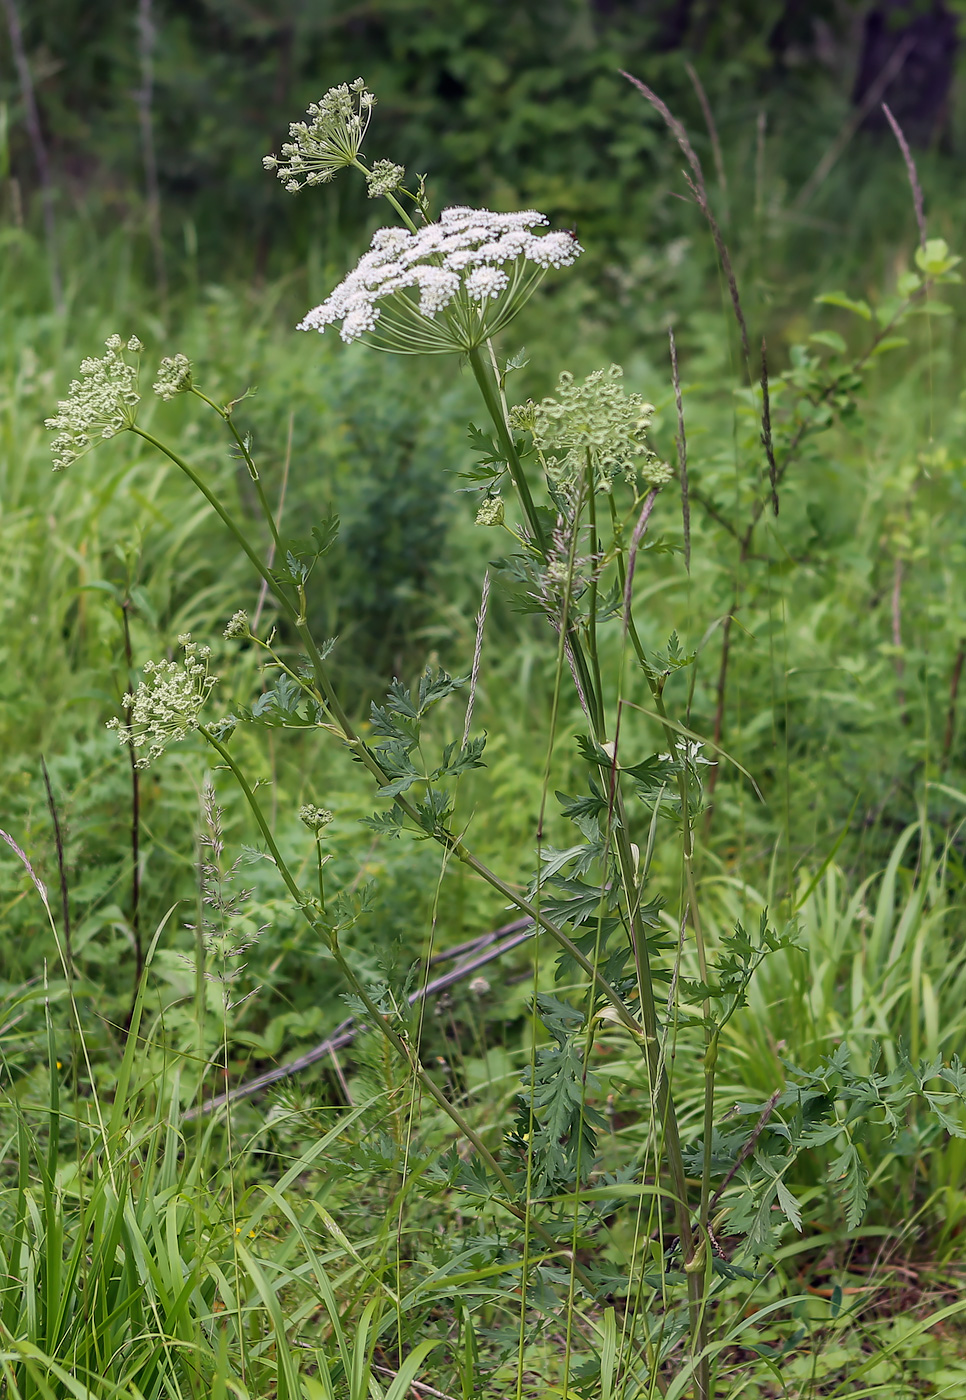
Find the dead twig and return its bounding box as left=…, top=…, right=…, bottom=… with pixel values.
left=185, top=917, right=534, bottom=1117
left=881, top=102, right=926, bottom=250
left=621, top=71, right=749, bottom=360
left=709, top=1087, right=782, bottom=1217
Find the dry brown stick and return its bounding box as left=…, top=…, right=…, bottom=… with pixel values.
left=0, top=0, right=62, bottom=310
left=185, top=918, right=534, bottom=1117
left=708, top=1087, right=782, bottom=1218
left=881, top=102, right=926, bottom=250
left=621, top=71, right=749, bottom=361
left=668, top=326, right=690, bottom=571
left=684, top=60, right=728, bottom=219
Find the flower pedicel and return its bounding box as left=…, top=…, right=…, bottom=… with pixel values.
left=297, top=206, right=582, bottom=354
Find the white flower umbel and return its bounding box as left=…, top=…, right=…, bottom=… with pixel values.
left=365, top=159, right=405, bottom=199
left=264, top=79, right=375, bottom=191
left=298, top=206, right=582, bottom=353
left=153, top=353, right=193, bottom=400
left=46, top=335, right=142, bottom=470
left=108, top=635, right=217, bottom=768
left=514, top=364, right=671, bottom=492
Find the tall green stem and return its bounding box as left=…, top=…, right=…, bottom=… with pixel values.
left=138, top=415, right=702, bottom=1388
left=467, top=345, right=547, bottom=557
left=608, top=497, right=711, bottom=1396
left=190, top=388, right=285, bottom=559
left=199, top=725, right=597, bottom=1292
left=467, top=360, right=705, bottom=1387
left=585, top=453, right=605, bottom=726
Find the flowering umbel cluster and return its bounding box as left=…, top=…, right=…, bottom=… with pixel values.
left=263, top=79, right=375, bottom=191
left=153, top=353, right=193, bottom=400
left=107, top=635, right=217, bottom=768
left=513, top=365, right=671, bottom=492
left=298, top=207, right=582, bottom=353
left=46, top=335, right=142, bottom=470
left=365, top=159, right=405, bottom=199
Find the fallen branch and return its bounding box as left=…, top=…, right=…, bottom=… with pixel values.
left=186, top=917, right=534, bottom=1117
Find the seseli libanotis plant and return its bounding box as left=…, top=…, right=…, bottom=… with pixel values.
left=48, top=79, right=966, bottom=1400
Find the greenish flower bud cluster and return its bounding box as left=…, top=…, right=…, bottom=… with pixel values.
left=223, top=609, right=250, bottom=640
left=365, top=159, right=405, bottom=199
left=475, top=496, right=504, bottom=526
left=153, top=353, right=193, bottom=400
left=264, top=79, right=374, bottom=192
left=299, top=804, right=333, bottom=833
left=107, top=635, right=217, bottom=768
left=45, top=335, right=142, bottom=470
left=513, top=364, right=670, bottom=492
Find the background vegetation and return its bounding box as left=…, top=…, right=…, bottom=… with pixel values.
left=3, top=1, right=966, bottom=1395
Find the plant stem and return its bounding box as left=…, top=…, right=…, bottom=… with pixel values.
left=467, top=345, right=547, bottom=557
left=199, top=725, right=598, bottom=1292
left=190, top=388, right=285, bottom=558
left=120, top=598, right=143, bottom=1020
left=585, top=454, right=605, bottom=725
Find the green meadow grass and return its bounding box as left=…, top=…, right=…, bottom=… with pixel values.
left=3, top=127, right=966, bottom=1394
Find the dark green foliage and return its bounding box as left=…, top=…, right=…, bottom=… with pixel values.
left=4, top=0, right=865, bottom=287
left=509, top=993, right=608, bottom=1198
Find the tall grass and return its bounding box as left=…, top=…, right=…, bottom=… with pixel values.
left=3, top=80, right=966, bottom=1400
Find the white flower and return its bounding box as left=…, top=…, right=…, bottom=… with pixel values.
left=264, top=79, right=374, bottom=191
left=298, top=206, right=582, bottom=354
left=465, top=266, right=508, bottom=301
left=366, top=159, right=405, bottom=198
left=107, top=635, right=217, bottom=768
left=223, top=610, right=250, bottom=640
left=153, top=353, right=193, bottom=400
left=475, top=495, right=504, bottom=526
left=46, top=336, right=142, bottom=470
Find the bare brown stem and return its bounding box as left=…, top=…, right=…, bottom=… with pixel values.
left=881, top=102, right=926, bottom=249
left=621, top=70, right=749, bottom=361
left=760, top=338, right=778, bottom=517
left=684, top=60, right=728, bottom=220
